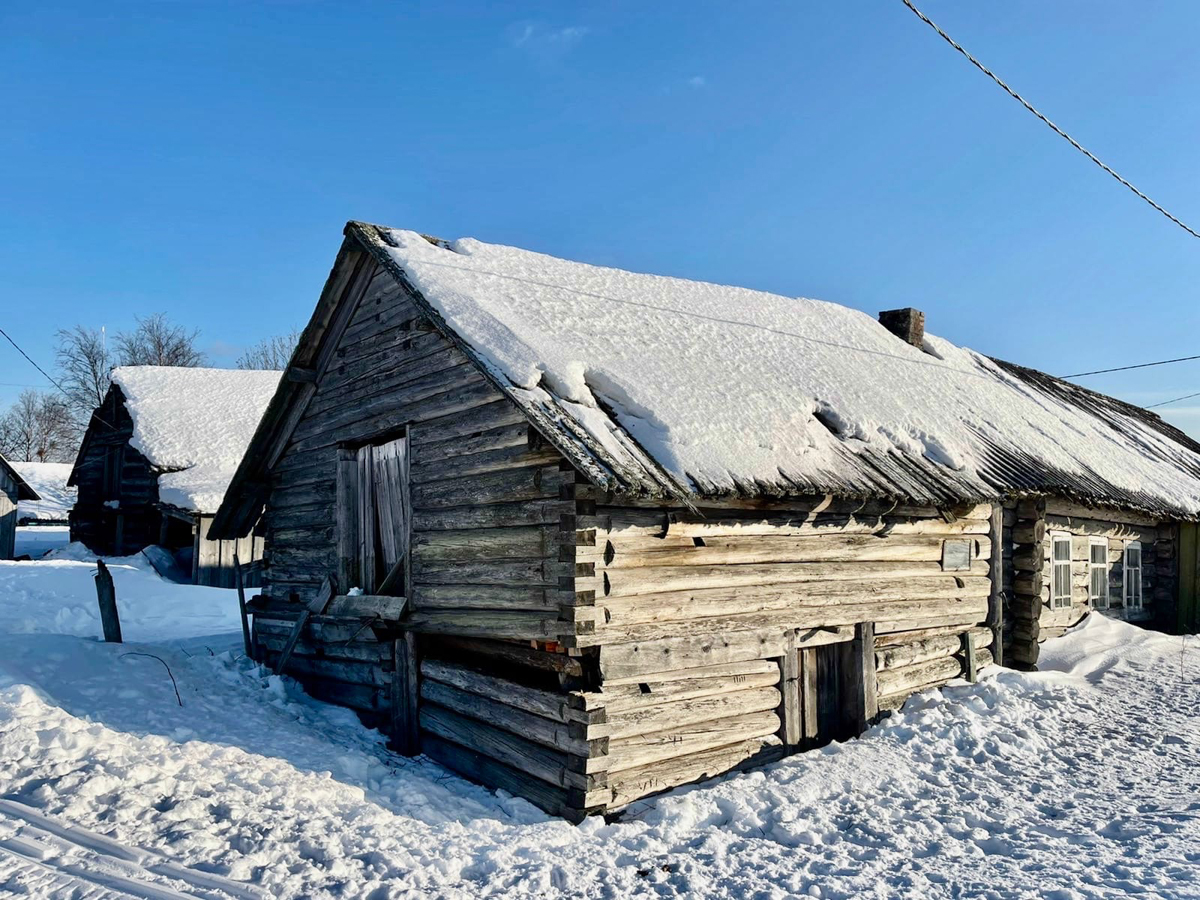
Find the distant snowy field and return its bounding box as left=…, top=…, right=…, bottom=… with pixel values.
left=13, top=525, right=70, bottom=559
left=0, top=558, right=1197, bottom=898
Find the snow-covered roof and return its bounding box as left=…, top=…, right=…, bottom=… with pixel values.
left=356, top=225, right=1200, bottom=518
left=10, top=462, right=73, bottom=520
left=0, top=454, right=39, bottom=504
left=112, top=367, right=282, bottom=513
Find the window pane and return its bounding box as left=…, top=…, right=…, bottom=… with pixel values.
left=1090, top=542, right=1107, bottom=564
left=1054, top=539, right=1071, bottom=561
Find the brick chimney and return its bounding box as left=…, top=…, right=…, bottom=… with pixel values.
left=878, top=307, right=925, bottom=348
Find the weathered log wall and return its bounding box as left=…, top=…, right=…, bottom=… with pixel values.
left=261, top=261, right=574, bottom=640
left=0, top=466, right=16, bottom=559
left=193, top=515, right=265, bottom=588
left=257, top=258, right=592, bottom=811
left=555, top=493, right=995, bottom=809
left=1004, top=499, right=1177, bottom=667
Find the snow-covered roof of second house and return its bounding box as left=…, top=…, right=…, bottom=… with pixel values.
left=112, top=366, right=282, bottom=514
left=360, top=225, right=1200, bottom=519
left=11, top=462, right=73, bottom=520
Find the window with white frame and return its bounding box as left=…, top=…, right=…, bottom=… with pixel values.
left=1088, top=538, right=1110, bottom=609
left=1051, top=533, right=1072, bottom=610
left=1124, top=541, right=1143, bottom=612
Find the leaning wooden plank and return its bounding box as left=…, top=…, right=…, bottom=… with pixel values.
left=606, top=736, right=784, bottom=810
left=233, top=552, right=253, bottom=660
left=274, top=576, right=334, bottom=676
left=603, top=685, right=780, bottom=741
left=419, top=704, right=578, bottom=789
left=420, top=680, right=592, bottom=755
left=605, top=710, right=781, bottom=774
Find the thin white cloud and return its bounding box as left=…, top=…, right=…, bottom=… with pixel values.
left=687, top=75, right=707, bottom=88
left=509, top=23, right=589, bottom=53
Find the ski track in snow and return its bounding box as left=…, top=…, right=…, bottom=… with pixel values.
left=0, top=561, right=1198, bottom=898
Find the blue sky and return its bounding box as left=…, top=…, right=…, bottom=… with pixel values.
left=3, top=1, right=1199, bottom=435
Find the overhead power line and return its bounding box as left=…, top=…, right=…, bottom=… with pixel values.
left=0, top=325, right=120, bottom=432
left=1062, top=354, right=1200, bottom=379
left=1147, top=390, right=1200, bottom=410
left=899, top=0, right=1200, bottom=241
left=0, top=326, right=70, bottom=396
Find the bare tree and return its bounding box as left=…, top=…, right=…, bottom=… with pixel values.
left=114, top=313, right=205, bottom=367
left=0, top=390, right=77, bottom=463
left=236, top=330, right=300, bottom=370
left=55, top=324, right=114, bottom=426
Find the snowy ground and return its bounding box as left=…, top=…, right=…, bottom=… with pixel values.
left=0, top=558, right=1197, bottom=898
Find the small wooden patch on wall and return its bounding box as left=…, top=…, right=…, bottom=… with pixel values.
left=942, top=538, right=972, bottom=572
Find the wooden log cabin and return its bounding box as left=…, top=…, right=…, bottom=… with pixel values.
left=0, top=453, right=39, bottom=559
left=211, top=222, right=1200, bottom=819
left=69, top=366, right=280, bottom=586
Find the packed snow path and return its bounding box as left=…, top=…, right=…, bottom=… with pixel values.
left=0, top=559, right=1197, bottom=898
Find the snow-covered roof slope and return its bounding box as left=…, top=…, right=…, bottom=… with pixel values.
left=356, top=225, right=1200, bottom=518
left=0, top=455, right=39, bottom=504
left=112, top=367, right=282, bottom=514
left=10, top=462, right=73, bottom=521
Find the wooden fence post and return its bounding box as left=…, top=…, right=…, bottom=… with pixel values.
left=233, top=551, right=254, bottom=661
left=94, top=560, right=122, bottom=643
